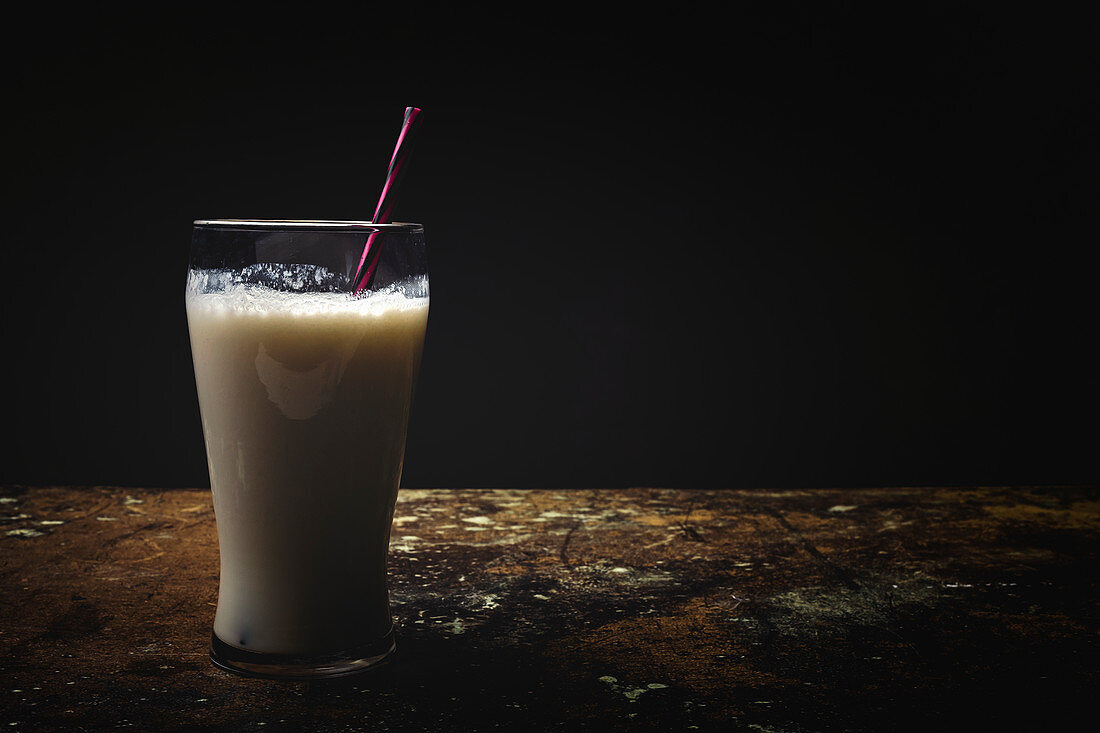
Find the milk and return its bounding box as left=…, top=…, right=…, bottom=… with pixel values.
left=186, top=274, right=428, bottom=656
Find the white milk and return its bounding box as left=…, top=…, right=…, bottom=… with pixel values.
left=186, top=276, right=428, bottom=655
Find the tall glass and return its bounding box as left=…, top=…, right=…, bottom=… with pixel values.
left=185, top=220, right=428, bottom=679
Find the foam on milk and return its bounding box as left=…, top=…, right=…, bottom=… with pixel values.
left=186, top=269, right=429, bottom=316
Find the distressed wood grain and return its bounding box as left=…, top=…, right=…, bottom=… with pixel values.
left=1, top=486, right=1098, bottom=731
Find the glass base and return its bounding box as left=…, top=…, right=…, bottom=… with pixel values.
left=210, top=627, right=396, bottom=680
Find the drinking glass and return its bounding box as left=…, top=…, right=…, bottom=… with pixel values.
left=185, top=220, right=428, bottom=678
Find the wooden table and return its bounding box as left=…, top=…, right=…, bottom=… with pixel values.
left=2, top=486, right=1097, bottom=731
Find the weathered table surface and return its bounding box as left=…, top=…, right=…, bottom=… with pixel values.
left=1, top=486, right=1098, bottom=731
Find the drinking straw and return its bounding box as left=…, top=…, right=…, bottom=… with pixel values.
left=352, top=106, right=423, bottom=295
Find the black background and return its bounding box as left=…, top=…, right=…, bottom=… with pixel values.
left=4, top=4, right=1097, bottom=490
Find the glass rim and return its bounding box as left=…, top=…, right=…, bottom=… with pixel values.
left=192, top=219, right=423, bottom=231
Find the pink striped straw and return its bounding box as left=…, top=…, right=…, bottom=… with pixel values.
left=352, top=106, right=423, bottom=295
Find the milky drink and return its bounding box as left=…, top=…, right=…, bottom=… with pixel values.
left=186, top=274, right=428, bottom=656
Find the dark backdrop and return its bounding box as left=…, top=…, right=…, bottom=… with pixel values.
left=4, top=5, right=1097, bottom=489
